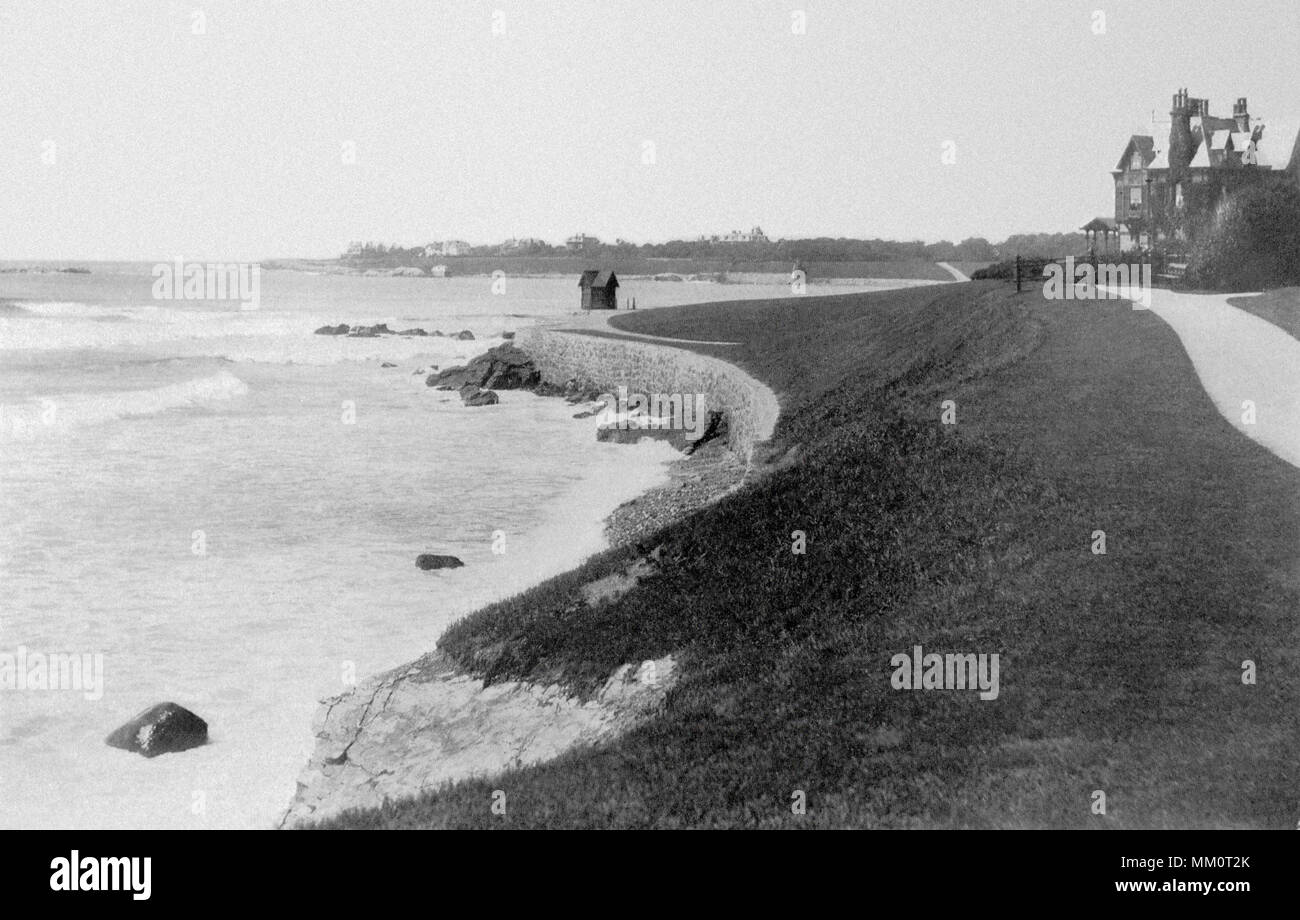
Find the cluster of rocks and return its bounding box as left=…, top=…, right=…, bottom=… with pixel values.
left=595, top=410, right=727, bottom=454
left=426, top=345, right=619, bottom=411
left=426, top=343, right=544, bottom=407
left=315, top=323, right=475, bottom=340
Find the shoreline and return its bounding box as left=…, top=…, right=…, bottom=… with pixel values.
left=280, top=324, right=779, bottom=826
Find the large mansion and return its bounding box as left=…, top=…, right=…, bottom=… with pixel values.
left=1107, top=89, right=1300, bottom=249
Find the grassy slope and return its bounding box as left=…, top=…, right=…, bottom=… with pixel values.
left=320, top=282, right=1300, bottom=829
left=1228, top=287, right=1300, bottom=341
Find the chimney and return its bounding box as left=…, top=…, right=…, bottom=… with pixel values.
left=1233, top=97, right=1250, bottom=132
left=1169, top=87, right=1194, bottom=172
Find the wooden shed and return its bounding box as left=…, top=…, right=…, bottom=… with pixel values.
left=578, top=269, right=619, bottom=310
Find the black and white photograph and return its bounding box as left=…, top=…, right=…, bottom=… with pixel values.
left=1, top=0, right=1296, bottom=901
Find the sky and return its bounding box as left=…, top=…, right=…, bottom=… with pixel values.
left=1, top=0, right=1297, bottom=260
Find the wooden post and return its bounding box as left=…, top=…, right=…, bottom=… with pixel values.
left=1015, top=254, right=1022, bottom=292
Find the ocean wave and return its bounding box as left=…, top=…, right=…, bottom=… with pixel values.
left=0, top=371, right=250, bottom=440
left=0, top=300, right=504, bottom=365
left=11, top=301, right=130, bottom=318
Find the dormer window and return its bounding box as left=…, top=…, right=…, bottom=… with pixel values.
left=1131, top=151, right=1143, bottom=170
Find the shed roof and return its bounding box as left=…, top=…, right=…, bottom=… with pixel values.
left=578, top=269, right=618, bottom=289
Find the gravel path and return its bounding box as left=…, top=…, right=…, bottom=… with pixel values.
left=1107, top=286, right=1300, bottom=469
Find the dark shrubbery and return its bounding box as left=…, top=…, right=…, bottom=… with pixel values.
left=971, top=260, right=1013, bottom=280
left=1187, top=180, right=1300, bottom=291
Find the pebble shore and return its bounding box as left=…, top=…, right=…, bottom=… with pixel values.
left=603, top=439, right=748, bottom=547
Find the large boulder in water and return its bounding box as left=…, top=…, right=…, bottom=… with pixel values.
left=417, top=554, right=464, bottom=570
left=315, top=324, right=350, bottom=335
left=106, top=702, right=208, bottom=758
left=428, top=343, right=541, bottom=391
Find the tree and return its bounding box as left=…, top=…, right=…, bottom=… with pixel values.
left=1187, top=179, right=1300, bottom=291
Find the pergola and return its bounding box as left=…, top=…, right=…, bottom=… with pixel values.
left=1080, top=217, right=1120, bottom=254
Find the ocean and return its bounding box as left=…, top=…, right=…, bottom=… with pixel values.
left=0, top=265, right=916, bottom=828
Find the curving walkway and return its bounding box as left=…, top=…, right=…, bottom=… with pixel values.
left=548, top=309, right=742, bottom=346
left=936, top=261, right=971, bottom=282
left=1106, top=286, right=1300, bottom=469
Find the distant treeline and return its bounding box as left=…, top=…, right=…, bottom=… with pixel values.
left=343, top=233, right=1090, bottom=265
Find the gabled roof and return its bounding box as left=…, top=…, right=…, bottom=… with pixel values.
left=1115, top=135, right=1155, bottom=171
left=1190, top=144, right=1212, bottom=168
left=578, top=269, right=618, bottom=289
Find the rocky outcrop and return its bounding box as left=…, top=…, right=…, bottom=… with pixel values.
left=416, top=554, right=464, bottom=570
left=595, top=410, right=726, bottom=453
left=106, top=703, right=208, bottom=758
left=349, top=323, right=392, bottom=337
left=455, top=330, right=475, bottom=341
left=459, top=385, right=500, bottom=407
left=280, top=652, right=677, bottom=827
left=428, top=343, right=542, bottom=391
left=312, top=324, right=458, bottom=338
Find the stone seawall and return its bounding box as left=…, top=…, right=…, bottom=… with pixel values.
left=515, top=326, right=779, bottom=464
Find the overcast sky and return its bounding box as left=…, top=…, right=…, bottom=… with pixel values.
left=2, top=0, right=1297, bottom=259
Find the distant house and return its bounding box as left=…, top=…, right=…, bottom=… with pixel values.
left=698, top=227, right=770, bottom=244
left=501, top=237, right=547, bottom=252
left=566, top=233, right=600, bottom=251
left=578, top=269, right=619, bottom=310
left=422, top=240, right=472, bottom=258
left=721, top=226, right=769, bottom=244
left=1111, top=89, right=1300, bottom=248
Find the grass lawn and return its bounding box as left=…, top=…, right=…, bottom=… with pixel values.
left=317, top=281, right=1300, bottom=829
left=1228, top=287, right=1300, bottom=341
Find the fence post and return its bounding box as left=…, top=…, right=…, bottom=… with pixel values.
left=1015, top=255, right=1022, bottom=292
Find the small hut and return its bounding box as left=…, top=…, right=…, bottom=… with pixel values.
left=578, top=269, right=619, bottom=310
